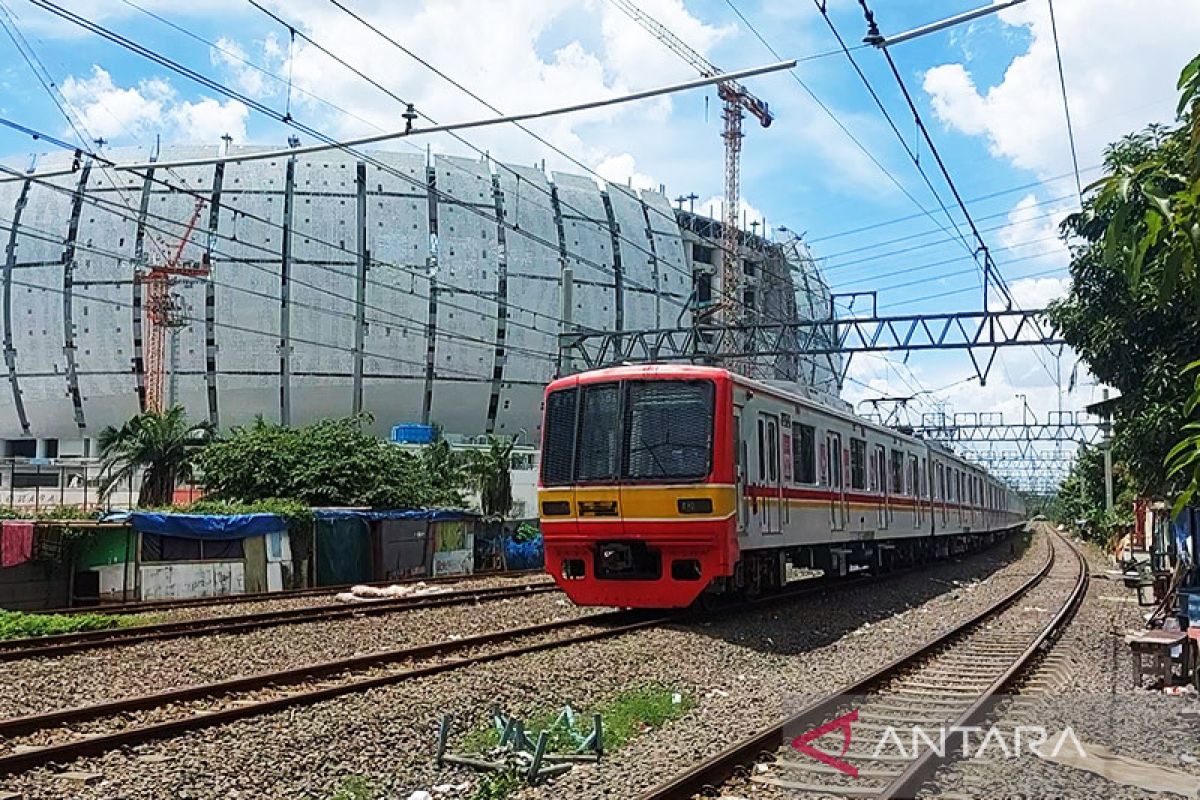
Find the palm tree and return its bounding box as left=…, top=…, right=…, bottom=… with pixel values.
left=467, top=436, right=515, bottom=520
left=98, top=406, right=214, bottom=507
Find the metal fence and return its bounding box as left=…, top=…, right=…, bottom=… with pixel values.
left=0, top=458, right=204, bottom=511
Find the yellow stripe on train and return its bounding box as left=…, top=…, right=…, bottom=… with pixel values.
left=538, top=484, right=737, bottom=521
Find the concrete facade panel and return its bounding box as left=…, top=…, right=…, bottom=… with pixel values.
left=0, top=146, right=831, bottom=443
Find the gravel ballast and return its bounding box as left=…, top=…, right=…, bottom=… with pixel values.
left=917, top=535, right=1200, bottom=799
left=0, top=589, right=594, bottom=718
left=1, top=530, right=1053, bottom=799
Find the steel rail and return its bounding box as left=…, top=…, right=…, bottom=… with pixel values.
left=0, top=582, right=557, bottom=661
left=637, top=527, right=1075, bottom=800
left=878, top=532, right=1088, bottom=798
left=0, top=528, right=1028, bottom=777
left=37, top=569, right=545, bottom=616
left=0, top=557, right=939, bottom=775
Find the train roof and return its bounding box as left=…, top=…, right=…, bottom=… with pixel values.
left=548, top=365, right=1011, bottom=487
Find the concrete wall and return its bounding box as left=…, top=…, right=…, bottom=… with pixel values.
left=139, top=561, right=245, bottom=601
left=0, top=561, right=70, bottom=610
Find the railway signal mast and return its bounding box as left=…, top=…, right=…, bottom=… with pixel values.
left=609, top=0, right=773, bottom=325
left=138, top=198, right=209, bottom=413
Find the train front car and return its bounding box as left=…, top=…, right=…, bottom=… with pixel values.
left=537, top=365, right=737, bottom=607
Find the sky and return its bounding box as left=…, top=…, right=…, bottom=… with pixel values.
left=1, top=0, right=1197, bottom=486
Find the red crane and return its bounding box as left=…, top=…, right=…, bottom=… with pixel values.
left=139, top=198, right=209, bottom=413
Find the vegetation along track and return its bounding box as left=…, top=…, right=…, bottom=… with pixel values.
left=638, top=527, right=1087, bottom=800
left=0, top=553, right=966, bottom=777
left=0, top=581, right=557, bottom=660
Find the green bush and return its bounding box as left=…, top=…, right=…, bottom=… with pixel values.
left=197, top=416, right=464, bottom=509
left=0, top=609, right=135, bottom=640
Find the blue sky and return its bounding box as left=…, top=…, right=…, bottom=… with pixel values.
left=1, top=0, right=1196, bottom=484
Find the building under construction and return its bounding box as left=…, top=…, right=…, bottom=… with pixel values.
left=0, top=146, right=837, bottom=458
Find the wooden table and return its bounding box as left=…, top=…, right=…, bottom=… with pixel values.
left=1127, top=629, right=1190, bottom=689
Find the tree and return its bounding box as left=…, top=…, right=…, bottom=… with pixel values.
left=196, top=415, right=467, bottom=509
left=1050, top=445, right=1136, bottom=545
left=1048, top=53, right=1200, bottom=500
left=97, top=406, right=213, bottom=507
left=466, top=436, right=515, bottom=520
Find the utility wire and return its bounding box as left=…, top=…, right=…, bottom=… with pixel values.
left=807, top=164, right=1099, bottom=244
left=285, top=0, right=774, bottom=323
left=811, top=0, right=980, bottom=267
left=24, top=0, right=714, bottom=323
left=720, top=0, right=974, bottom=263
left=0, top=160, right=564, bottom=360
left=849, top=0, right=1016, bottom=308
left=0, top=128, right=566, bottom=335
left=1047, top=0, right=1083, bottom=205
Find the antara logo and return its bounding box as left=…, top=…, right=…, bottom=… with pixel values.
left=790, top=709, right=859, bottom=778
left=790, top=709, right=1088, bottom=778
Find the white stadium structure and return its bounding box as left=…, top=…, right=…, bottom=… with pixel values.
left=0, top=146, right=838, bottom=460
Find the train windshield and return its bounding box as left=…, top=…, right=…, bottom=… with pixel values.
left=623, top=380, right=713, bottom=480
left=540, top=379, right=714, bottom=485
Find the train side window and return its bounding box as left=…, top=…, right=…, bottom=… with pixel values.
left=792, top=422, right=816, bottom=484
left=849, top=438, right=866, bottom=490
left=906, top=454, right=918, bottom=496
left=889, top=448, right=904, bottom=495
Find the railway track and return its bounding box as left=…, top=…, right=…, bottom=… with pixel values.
left=0, top=561, right=925, bottom=777
left=638, top=529, right=1087, bottom=800
left=38, top=569, right=544, bottom=616
left=0, top=581, right=557, bottom=661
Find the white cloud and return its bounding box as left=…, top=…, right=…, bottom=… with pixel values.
left=922, top=0, right=1200, bottom=179
left=210, top=35, right=285, bottom=100
left=60, top=66, right=248, bottom=146
left=594, top=153, right=658, bottom=190
left=698, top=195, right=766, bottom=231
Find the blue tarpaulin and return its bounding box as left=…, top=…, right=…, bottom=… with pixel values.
left=112, top=512, right=287, bottom=540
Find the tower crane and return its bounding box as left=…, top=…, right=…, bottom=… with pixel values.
left=608, top=0, right=774, bottom=325
left=138, top=197, right=209, bottom=413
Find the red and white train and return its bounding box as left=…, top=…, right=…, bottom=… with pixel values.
left=537, top=364, right=1025, bottom=608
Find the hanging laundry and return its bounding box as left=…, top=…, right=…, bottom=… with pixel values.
left=1, top=521, right=34, bottom=568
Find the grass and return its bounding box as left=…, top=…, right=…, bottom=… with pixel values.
left=324, top=687, right=696, bottom=800
left=461, top=683, right=695, bottom=799
left=327, top=776, right=375, bottom=800
left=470, top=771, right=522, bottom=800
left=0, top=609, right=138, bottom=641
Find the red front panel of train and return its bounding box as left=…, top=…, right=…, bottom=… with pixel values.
left=537, top=366, right=737, bottom=608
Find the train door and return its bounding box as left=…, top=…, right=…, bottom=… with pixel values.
left=826, top=432, right=845, bottom=531
left=873, top=443, right=888, bottom=530
left=734, top=410, right=747, bottom=536
left=757, top=412, right=782, bottom=534
left=936, top=461, right=947, bottom=526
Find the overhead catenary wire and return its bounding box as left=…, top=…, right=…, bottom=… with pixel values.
left=847, top=0, right=1017, bottom=308
left=1047, top=0, right=1083, bottom=205
left=719, top=0, right=976, bottom=263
